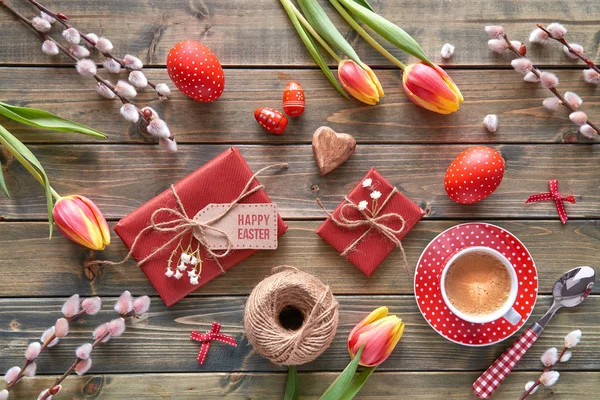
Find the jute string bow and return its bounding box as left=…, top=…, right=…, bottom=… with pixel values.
left=91, top=163, right=288, bottom=269
left=318, top=187, right=409, bottom=273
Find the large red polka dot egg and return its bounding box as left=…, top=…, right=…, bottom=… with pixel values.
left=444, top=146, right=505, bottom=204
left=166, top=40, right=224, bottom=102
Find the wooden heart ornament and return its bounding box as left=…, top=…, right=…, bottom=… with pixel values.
left=312, top=126, right=356, bottom=175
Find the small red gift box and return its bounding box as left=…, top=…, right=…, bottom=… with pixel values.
left=114, top=147, right=288, bottom=306
left=316, top=168, right=425, bottom=277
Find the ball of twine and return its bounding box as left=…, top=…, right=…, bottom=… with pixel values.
left=244, top=266, right=339, bottom=366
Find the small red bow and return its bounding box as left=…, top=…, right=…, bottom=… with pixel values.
left=525, top=180, right=576, bottom=224
left=190, top=322, right=237, bottom=365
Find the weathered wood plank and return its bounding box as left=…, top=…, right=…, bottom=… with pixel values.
left=0, top=220, right=597, bottom=297
left=1, top=296, right=598, bottom=373
left=0, top=68, right=598, bottom=144
left=1, top=144, right=598, bottom=220
left=0, top=0, right=598, bottom=67
left=3, top=371, right=596, bottom=399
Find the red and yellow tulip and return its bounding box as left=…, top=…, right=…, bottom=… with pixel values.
left=402, top=62, right=464, bottom=114
left=52, top=195, right=110, bottom=250
left=338, top=60, right=384, bottom=105
left=347, top=306, right=404, bottom=367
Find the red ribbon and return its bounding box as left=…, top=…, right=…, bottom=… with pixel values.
left=190, top=322, right=237, bottom=365
left=525, top=180, right=576, bottom=224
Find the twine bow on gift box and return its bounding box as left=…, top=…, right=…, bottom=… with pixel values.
left=317, top=187, right=410, bottom=273
left=90, top=163, right=288, bottom=274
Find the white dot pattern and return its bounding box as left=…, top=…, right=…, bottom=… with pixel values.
left=254, top=107, right=287, bottom=134
left=414, top=223, right=538, bottom=347
left=283, top=81, right=305, bottom=117
left=444, top=146, right=505, bottom=204
left=166, top=40, right=225, bottom=102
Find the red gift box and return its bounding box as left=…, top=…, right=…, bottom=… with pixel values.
left=316, top=168, right=425, bottom=277
left=114, top=147, right=287, bottom=306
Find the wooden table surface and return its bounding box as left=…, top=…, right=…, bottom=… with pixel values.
left=0, top=0, right=598, bottom=398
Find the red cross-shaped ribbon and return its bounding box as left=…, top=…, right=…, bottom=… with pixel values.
left=525, top=180, right=576, bottom=224
left=190, top=322, right=237, bottom=365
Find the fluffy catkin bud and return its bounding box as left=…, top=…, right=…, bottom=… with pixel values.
left=115, top=80, right=137, bottom=99
left=483, top=114, right=499, bottom=133
left=159, top=137, right=178, bottom=152
left=95, top=37, right=114, bottom=53
left=583, top=69, right=599, bottom=84
left=547, top=23, right=567, bottom=39
left=484, top=25, right=505, bottom=39
left=128, top=71, right=148, bottom=88
left=123, top=54, right=143, bottom=70
left=70, top=45, right=90, bottom=58
left=147, top=119, right=171, bottom=138
left=539, top=72, right=559, bottom=89
left=84, top=33, right=98, bottom=47
left=487, top=39, right=507, bottom=54
left=41, top=40, right=59, bottom=56
left=95, top=82, right=116, bottom=99
left=103, top=58, right=122, bottom=74
left=579, top=124, right=597, bottom=139
left=511, top=58, right=533, bottom=74
left=75, top=59, right=97, bottom=77
left=25, top=342, right=42, bottom=361
left=120, top=104, right=140, bottom=123
left=32, top=17, right=51, bottom=33
left=441, top=43, right=455, bottom=59
left=564, top=44, right=584, bottom=59
left=523, top=71, right=540, bottom=83
left=62, top=27, right=81, bottom=44
left=542, top=97, right=561, bottom=111
left=563, top=92, right=582, bottom=109
left=569, top=111, right=587, bottom=126
left=81, top=297, right=102, bottom=315
left=155, top=83, right=171, bottom=97
left=40, top=11, right=56, bottom=24
left=75, top=358, right=92, bottom=376
left=529, top=28, right=549, bottom=44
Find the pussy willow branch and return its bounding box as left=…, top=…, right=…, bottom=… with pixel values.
left=0, top=0, right=148, bottom=122
left=519, top=346, right=570, bottom=400
left=535, top=24, right=600, bottom=75
left=502, top=33, right=600, bottom=134
left=5, top=310, right=87, bottom=392
left=25, top=0, right=162, bottom=95
left=39, top=330, right=110, bottom=400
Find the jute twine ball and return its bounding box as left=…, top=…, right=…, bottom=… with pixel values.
left=244, top=266, right=339, bottom=366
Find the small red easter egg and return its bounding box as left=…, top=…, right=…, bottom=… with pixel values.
left=283, top=81, right=305, bottom=117
left=254, top=107, right=288, bottom=134
left=166, top=40, right=224, bottom=102
left=444, top=146, right=505, bottom=204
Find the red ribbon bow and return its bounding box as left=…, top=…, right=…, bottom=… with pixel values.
left=525, top=180, right=576, bottom=224
left=190, top=322, right=237, bottom=365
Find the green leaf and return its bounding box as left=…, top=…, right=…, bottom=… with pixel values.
left=298, top=0, right=363, bottom=66
left=280, top=0, right=348, bottom=98
left=0, top=123, right=54, bottom=236
left=350, top=0, right=374, bottom=11
left=319, top=345, right=364, bottom=400
left=284, top=366, right=299, bottom=400
left=337, top=0, right=432, bottom=65
left=339, top=366, right=376, bottom=400
left=0, top=101, right=106, bottom=138
left=0, top=164, right=9, bottom=198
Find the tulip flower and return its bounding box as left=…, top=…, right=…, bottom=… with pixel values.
left=402, top=62, right=464, bottom=114
left=347, top=306, right=404, bottom=367
left=338, top=60, right=383, bottom=105
left=52, top=195, right=110, bottom=250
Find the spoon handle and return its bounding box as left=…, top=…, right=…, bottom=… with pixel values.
left=472, top=328, right=539, bottom=398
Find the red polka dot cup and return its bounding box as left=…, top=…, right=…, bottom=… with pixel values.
left=440, top=246, right=521, bottom=325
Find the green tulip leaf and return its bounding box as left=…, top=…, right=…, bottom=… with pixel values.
left=0, top=123, right=54, bottom=236
left=0, top=101, right=106, bottom=138
left=0, top=164, right=9, bottom=198
left=338, top=0, right=432, bottom=65
left=298, top=0, right=363, bottom=66
left=339, top=366, right=376, bottom=400
left=350, top=0, right=374, bottom=11
left=319, top=345, right=364, bottom=400
left=280, top=0, right=348, bottom=98
left=284, top=366, right=299, bottom=400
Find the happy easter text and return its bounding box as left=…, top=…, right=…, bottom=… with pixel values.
left=237, top=213, right=271, bottom=240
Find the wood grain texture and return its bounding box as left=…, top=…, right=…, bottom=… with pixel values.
left=0, top=296, right=598, bottom=373
left=0, top=0, right=598, bottom=67
left=0, top=68, right=598, bottom=145
left=1, top=144, right=598, bottom=220
left=4, top=371, right=597, bottom=399
left=0, top=220, right=597, bottom=297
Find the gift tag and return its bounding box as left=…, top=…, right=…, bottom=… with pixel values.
left=193, top=204, right=278, bottom=250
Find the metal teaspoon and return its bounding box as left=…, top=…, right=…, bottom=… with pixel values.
left=473, top=266, right=596, bottom=398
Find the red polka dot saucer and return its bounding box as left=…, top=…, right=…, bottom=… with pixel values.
left=414, top=223, right=538, bottom=346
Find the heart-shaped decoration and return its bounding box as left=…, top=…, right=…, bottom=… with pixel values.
left=312, top=126, right=356, bottom=175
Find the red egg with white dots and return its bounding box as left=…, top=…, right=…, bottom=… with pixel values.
left=166, top=40, right=224, bottom=102
left=254, top=107, right=288, bottom=134
left=444, top=146, right=505, bottom=204
left=283, top=81, right=305, bottom=117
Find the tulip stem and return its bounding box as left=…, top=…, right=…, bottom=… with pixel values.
left=328, top=0, right=406, bottom=70
left=282, top=0, right=341, bottom=62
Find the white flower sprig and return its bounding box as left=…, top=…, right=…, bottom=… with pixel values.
left=529, top=23, right=600, bottom=85
left=165, top=242, right=203, bottom=286
left=0, top=0, right=177, bottom=152
left=359, top=178, right=383, bottom=214
left=519, top=329, right=582, bottom=399
left=485, top=25, right=600, bottom=140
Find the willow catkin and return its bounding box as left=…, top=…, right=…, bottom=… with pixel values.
left=244, top=266, right=339, bottom=366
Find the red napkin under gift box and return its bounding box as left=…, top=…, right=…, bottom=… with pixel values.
left=316, top=168, right=425, bottom=277
left=114, top=147, right=287, bottom=306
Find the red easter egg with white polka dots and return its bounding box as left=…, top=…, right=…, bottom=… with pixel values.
left=254, top=107, right=288, bottom=134
left=166, top=40, right=224, bottom=102
left=283, top=81, right=305, bottom=117
left=415, top=223, right=538, bottom=346
left=444, top=146, right=505, bottom=204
